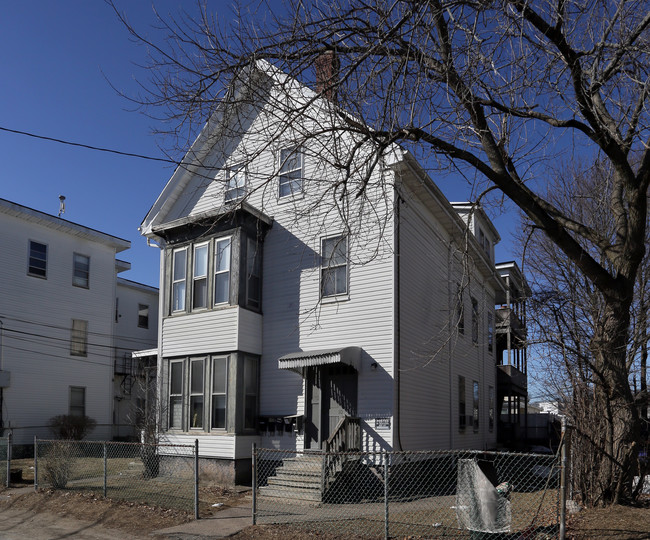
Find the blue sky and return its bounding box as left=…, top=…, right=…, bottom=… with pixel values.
left=1, top=1, right=518, bottom=289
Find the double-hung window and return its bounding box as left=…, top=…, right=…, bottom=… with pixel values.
left=138, top=304, right=149, bottom=329
left=279, top=148, right=303, bottom=198
left=192, top=243, right=209, bottom=309
left=225, top=163, right=246, bottom=202
left=169, top=361, right=184, bottom=429
left=487, top=312, right=493, bottom=353
left=488, top=386, right=495, bottom=432
left=321, top=235, right=348, bottom=297
left=69, top=386, right=86, bottom=417
left=73, top=253, right=90, bottom=288
left=214, top=237, right=231, bottom=304
left=28, top=240, right=47, bottom=278
left=172, top=248, right=188, bottom=312
left=190, top=359, right=204, bottom=428
left=70, top=319, right=88, bottom=357
left=211, top=357, right=228, bottom=429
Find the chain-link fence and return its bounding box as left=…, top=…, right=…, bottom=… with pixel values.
left=253, top=447, right=561, bottom=539
left=34, top=439, right=198, bottom=515
left=0, top=436, right=9, bottom=487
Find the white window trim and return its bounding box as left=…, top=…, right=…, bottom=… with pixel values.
left=320, top=235, right=349, bottom=301
left=278, top=147, right=304, bottom=199
left=168, top=359, right=184, bottom=430
left=214, top=236, right=232, bottom=306
left=171, top=247, right=188, bottom=313
left=225, top=163, right=246, bottom=203
left=70, top=319, right=88, bottom=357
left=211, top=356, right=228, bottom=431
left=72, top=252, right=90, bottom=288
left=28, top=240, right=48, bottom=279
left=192, top=242, right=210, bottom=311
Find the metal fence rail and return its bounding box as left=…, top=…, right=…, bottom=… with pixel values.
left=253, top=447, right=560, bottom=539
left=34, top=438, right=199, bottom=516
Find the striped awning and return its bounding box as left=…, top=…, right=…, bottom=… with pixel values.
left=278, top=346, right=361, bottom=373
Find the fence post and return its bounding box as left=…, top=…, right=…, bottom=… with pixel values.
left=384, top=451, right=389, bottom=540
left=103, top=442, right=107, bottom=498
left=194, top=439, right=199, bottom=520
left=252, top=443, right=257, bottom=525
left=33, top=436, right=38, bottom=492
left=559, top=418, right=572, bottom=540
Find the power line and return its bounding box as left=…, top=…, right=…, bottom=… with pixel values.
left=0, top=125, right=178, bottom=164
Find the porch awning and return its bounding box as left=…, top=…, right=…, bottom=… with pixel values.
left=278, top=346, right=361, bottom=373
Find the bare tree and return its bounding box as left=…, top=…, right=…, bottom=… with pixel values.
left=113, top=0, right=650, bottom=504
left=520, top=160, right=650, bottom=505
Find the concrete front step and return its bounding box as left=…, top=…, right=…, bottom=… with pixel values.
left=267, top=476, right=321, bottom=489
left=258, top=486, right=322, bottom=502
left=260, top=454, right=326, bottom=502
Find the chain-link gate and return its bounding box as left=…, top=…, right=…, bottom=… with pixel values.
left=34, top=438, right=198, bottom=514
left=253, top=447, right=561, bottom=539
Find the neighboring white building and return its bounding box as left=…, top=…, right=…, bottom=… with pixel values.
left=140, top=61, right=509, bottom=483
left=0, top=198, right=158, bottom=452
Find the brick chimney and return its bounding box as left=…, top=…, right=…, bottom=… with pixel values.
left=315, top=50, right=339, bottom=101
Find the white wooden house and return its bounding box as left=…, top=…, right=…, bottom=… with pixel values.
left=0, top=198, right=158, bottom=453
left=140, top=61, right=508, bottom=483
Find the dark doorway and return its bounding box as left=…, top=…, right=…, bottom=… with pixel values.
left=305, top=364, right=357, bottom=449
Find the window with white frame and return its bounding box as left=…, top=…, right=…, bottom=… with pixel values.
left=214, top=237, right=231, bottom=304
left=473, top=381, right=480, bottom=432
left=189, top=358, right=205, bottom=428
left=211, top=357, right=228, bottom=429
left=69, top=386, right=85, bottom=417
left=192, top=243, right=209, bottom=309
left=321, top=235, right=348, bottom=297
left=278, top=148, right=303, bottom=198
left=138, top=304, right=149, bottom=329
left=459, top=376, right=466, bottom=431
left=73, top=253, right=90, bottom=288
left=28, top=240, right=47, bottom=278
left=225, top=163, right=246, bottom=202
left=169, top=360, right=184, bottom=429
left=70, top=319, right=88, bottom=357
left=471, top=297, right=479, bottom=344
left=172, top=248, right=188, bottom=312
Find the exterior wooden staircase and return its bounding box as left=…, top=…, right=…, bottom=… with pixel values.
left=258, top=417, right=361, bottom=503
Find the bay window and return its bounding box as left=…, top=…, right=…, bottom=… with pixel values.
left=172, top=248, right=187, bottom=312
left=192, top=243, right=209, bottom=309
left=214, top=237, right=231, bottom=305
left=165, top=354, right=258, bottom=434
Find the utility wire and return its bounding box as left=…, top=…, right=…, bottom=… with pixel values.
left=0, top=125, right=178, bottom=164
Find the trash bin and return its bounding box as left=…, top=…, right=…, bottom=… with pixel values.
left=456, top=458, right=511, bottom=538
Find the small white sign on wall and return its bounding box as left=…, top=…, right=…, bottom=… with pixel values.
left=375, top=417, right=391, bottom=430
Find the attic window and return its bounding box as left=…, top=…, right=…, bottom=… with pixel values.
left=225, top=163, right=246, bottom=203
left=279, top=148, right=303, bottom=198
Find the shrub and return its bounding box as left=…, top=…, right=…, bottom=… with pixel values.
left=47, top=415, right=96, bottom=440
left=43, top=440, right=72, bottom=489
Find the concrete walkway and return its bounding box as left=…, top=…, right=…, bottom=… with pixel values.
left=153, top=501, right=252, bottom=539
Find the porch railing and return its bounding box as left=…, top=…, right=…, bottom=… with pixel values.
left=322, top=416, right=360, bottom=495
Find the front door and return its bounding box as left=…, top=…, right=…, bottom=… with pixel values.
left=305, top=364, right=357, bottom=449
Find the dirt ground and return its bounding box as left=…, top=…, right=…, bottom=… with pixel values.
left=1, top=481, right=649, bottom=539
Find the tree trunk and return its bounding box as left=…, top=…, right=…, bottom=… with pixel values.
left=588, top=299, right=641, bottom=505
